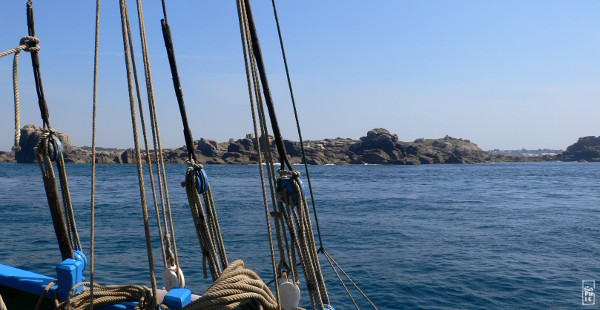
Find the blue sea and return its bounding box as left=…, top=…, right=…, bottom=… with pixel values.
left=0, top=162, right=599, bottom=309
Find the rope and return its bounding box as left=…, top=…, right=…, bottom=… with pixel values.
left=57, top=152, right=82, bottom=250
left=34, top=131, right=74, bottom=260
left=34, top=281, right=157, bottom=310
left=123, top=2, right=168, bottom=268
left=270, top=0, right=325, bottom=254
left=323, top=253, right=359, bottom=310
left=203, top=186, right=229, bottom=269
left=278, top=180, right=323, bottom=309
left=240, top=0, right=292, bottom=170
left=184, top=162, right=223, bottom=281
left=0, top=36, right=40, bottom=152
left=34, top=280, right=57, bottom=310
left=0, top=292, right=6, bottom=310
left=90, top=0, right=101, bottom=307
left=324, top=251, right=378, bottom=309
left=118, top=0, right=158, bottom=303
left=236, top=0, right=281, bottom=307
left=184, top=260, right=279, bottom=310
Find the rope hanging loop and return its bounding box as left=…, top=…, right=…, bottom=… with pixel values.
left=0, top=35, right=42, bottom=153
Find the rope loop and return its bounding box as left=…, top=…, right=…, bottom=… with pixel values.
left=186, top=158, right=203, bottom=170
left=1, top=36, right=41, bottom=153
left=19, top=36, right=40, bottom=52
left=277, top=260, right=290, bottom=278
left=36, top=130, right=62, bottom=162
left=278, top=169, right=300, bottom=179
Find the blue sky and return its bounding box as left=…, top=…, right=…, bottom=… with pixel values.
left=1, top=1, right=599, bottom=151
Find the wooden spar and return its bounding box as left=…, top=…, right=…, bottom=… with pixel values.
left=26, top=1, right=73, bottom=260
left=43, top=174, right=74, bottom=260
left=242, top=0, right=293, bottom=171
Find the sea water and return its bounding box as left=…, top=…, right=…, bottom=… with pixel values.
left=0, top=162, right=599, bottom=309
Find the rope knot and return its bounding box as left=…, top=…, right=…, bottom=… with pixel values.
left=278, top=169, right=301, bottom=178
left=186, top=159, right=203, bottom=170
left=19, top=36, right=40, bottom=52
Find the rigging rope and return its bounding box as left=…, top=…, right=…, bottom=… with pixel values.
left=241, top=0, right=292, bottom=171
left=184, top=162, right=227, bottom=281
left=236, top=0, right=281, bottom=306
left=324, top=251, right=378, bottom=309
left=117, top=0, right=158, bottom=303
left=26, top=1, right=50, bottom=129
left=160, top=0, right=228, bottom=284
left=277, top=171, right=328, bottom=309
left=130, top=0, right=183, bottom=286
left=90, top=0, right=101, bottom=307
left=0, top=35, right=38, bottom=152
left=237, top=1, right=333, bottom=309
left=9, top=0, right=82, bottom=265
left=123, top=2, right=169, bottom=268
left=270, top=0, right=325, bottom=254
left=268, top=2, right=378, bottom=308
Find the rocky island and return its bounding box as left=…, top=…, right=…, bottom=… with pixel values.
left=0, top=125, right=570, bottom=165
left=557, top=136, right=600, bottom=162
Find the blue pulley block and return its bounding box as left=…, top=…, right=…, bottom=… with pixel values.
left=278, top=177, right=305, bottom=204
left=46, top=135, right=62, bottom=161
left=195, top=168, right=209, bottom=194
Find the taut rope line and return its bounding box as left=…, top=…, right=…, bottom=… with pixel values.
left=117, top=0, right=158, bottom=303
left=161, top=0, right=227, bottom=284
left=90, top=0, right=101, bottom=306
left=270, top=0, right=325, bottom=254
left=236, top=0, right=281, bottom=307
left=123, top=2, right=168, bottom=268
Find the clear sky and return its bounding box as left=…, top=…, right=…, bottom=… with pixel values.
left=1, top=1, right=599, bottom=151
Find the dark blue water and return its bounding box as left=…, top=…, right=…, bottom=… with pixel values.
left=0, top=162, right=599, bottom=309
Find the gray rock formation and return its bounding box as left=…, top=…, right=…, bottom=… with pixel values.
left=14, top=124, right=75, bottom=163
left=559, top=136, right=600, bottom=162
left=3, top=126, right=555, bottom=165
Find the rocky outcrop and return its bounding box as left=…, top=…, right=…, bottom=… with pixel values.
left=2, top=126, right=557, bottom=165
left=559, top=136, right=600, bottom=162
left=14, top=124, right=75, bottom=163
left=0, top=151, right=15, bottom=162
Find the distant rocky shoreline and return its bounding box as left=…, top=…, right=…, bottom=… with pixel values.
left=0, top=124, right=593, bottom=165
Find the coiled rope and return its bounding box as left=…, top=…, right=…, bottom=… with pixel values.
left=184, top=260, right=279, bottom=310
left=34, top=281, right=156, bottom=310
left=0, top=35, right=40, bottom=152
left=0, top=292, right=6, bottom=310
